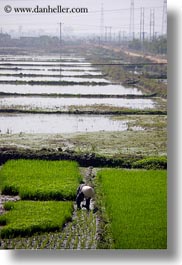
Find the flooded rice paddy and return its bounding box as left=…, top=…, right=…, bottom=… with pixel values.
left=0, top=113, right=129, bottom=134
left=0, top=54, right=155, bottom=134
left=0, top=97, right=154, bottom=110
left=0, top=84, right=142, bottom=95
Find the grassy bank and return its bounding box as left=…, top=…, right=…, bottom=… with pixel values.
left=0, top=91, right=157, bottom=99
left=97, top=169, right=167, bottom=249
left=85, top=47, right=167, bottom=98
left=0, top=148, right=167, bottom=170
left=0, top=108, right=167, bottom=115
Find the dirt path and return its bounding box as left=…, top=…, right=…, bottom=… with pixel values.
left=0, top=167, right=99, bottom=249
left=0, top=195, right=20, bottom=215
left=96, top=44, right=167, bottom=64
left=123, top=50, right=167, bottom=64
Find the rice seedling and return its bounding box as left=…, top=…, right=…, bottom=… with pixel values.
left=0, top=200, right=73, bottom=239
left=0, top=159, right=82, bottom=200
left=97, top=169, right=167, bottom=249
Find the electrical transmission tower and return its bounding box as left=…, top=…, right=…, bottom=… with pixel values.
left=162, top=0, right=167, bottom=36
left=129, top=0, right=135, bottom=40
left=140, top=7, right=145, bottom=42
left=150, top=8, right=155, bottom=41
left=100, top=3, right=104, bottom=42
left=60, top=22, right=62, bottom=44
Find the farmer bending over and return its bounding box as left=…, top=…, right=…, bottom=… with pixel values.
left=76, top=183, right=94, bottom=210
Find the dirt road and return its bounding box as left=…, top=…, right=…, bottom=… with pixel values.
left=97, top=45, right=167, bottom=64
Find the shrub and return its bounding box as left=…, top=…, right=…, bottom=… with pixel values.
left=132, top=156, right=167, bottom=169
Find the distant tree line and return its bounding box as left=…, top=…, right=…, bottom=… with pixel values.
left=0, top=33, right=60, bottom=49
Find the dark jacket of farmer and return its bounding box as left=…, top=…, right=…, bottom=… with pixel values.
left=76, top=184, right=94, bottom=210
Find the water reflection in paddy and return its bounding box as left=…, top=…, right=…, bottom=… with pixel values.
left=0, top=70, right=103, bottom=76
left=0, top=56, right=86, bottom=62
left=0, top=114, right=129, bottom=134
left=0, top=76, right=110, bottom=83
left=0, top=97, right=154, bottom=110
left=0, top=84, right=142, bottom=95
left=0, top=65, right=95, bottom=71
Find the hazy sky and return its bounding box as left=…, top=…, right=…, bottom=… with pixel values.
left=0, top=0, right=165, bottom=37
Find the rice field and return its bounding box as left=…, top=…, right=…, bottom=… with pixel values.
left=0, top=165, right=98, bottom=249
left=97, top=169, right=167, bottom=249
left=0, top=201, right=73, bottom=239
left=0, top=50, right=167, bottom=249
left=0, top=159, right=82, bottom=200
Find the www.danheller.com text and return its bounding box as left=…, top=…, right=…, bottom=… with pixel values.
left=4, top=5, right=89, bottom=14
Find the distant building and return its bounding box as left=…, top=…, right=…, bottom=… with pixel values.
left=0, top=33, right=11, bottom=46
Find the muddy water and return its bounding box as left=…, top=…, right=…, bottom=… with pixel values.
left=0, top=114, right=129, bottom=134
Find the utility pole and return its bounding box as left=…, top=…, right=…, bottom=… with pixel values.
left=118, top=31, right=121, bottom=45
left=142, top=8, right=145, bottom=43
left=105, top=26, right=108, bottom=42
left=140, top=7, right=144, bottom=41
left=153, top=10, right=155, bottom=40
left=107, top=27, right=112, bottom=42
left=59, top=22, right=62, bottom=50
left=59, top=22, right=62, bottom=77
left=109, top=26, right=112, bottom=42
left=140, top=7, right=145, bottom=52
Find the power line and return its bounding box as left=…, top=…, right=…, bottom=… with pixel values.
left=88, top=6, right=163, bottom=13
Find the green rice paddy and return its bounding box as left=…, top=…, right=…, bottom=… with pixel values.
left=0, top=159, right=82, bottom=200
left=0, top=201, right=73, bottom=239
left=97, top=169, right=167, bottom=249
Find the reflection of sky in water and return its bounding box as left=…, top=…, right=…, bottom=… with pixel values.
left=0, top=114, right=129, bottom=134
left=0, top=55, right=154, bottom=135
left=0, top=84, right=142, bottom=95
left=0, top=97, right=154, bottom=110
left=0, top=61, right=90, bottom=66
left=0, top=75, right=110, bottom=83
left=0, top=55, right=86, bottom=62
left=0, top=70, right=103, bottom=76
left=0, top=64, right=94, bottom=71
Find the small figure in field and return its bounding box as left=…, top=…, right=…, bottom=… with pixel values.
left=76, top=183, right=94, bottom=210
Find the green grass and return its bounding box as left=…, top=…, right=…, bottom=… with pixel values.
left=0, top=159, right=82, bottom=200
left=0, top=201, right=73, bottom=239
left=97, top=169, right=167, bottom=249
